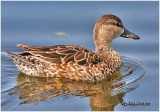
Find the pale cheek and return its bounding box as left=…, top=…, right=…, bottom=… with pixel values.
left=120, top=28, right=124, bottom=35
left=116, top=28, right=124, bottom=37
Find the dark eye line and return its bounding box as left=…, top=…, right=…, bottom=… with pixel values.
left=115, top=22, right=121, bottom=26
left=115, top=22, right=123, bottom=27
left=106, top=22, right=122, bottom=27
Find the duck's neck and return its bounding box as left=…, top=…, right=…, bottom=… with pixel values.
left=95, top=41, right=121, bottom=68
left=95, top=42, right=113, bottom=54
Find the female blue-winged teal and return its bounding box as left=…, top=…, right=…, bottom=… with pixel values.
left=6, top=14, right=140, bottom=81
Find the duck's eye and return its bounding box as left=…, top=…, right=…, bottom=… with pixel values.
left=115, top=22, right=121, bottom=27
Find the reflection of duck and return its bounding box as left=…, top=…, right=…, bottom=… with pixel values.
left=6, top=14, right=140, bottom=81
left=9, top=64, right=139, bottom=111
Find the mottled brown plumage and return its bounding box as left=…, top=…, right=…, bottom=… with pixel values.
left=6, top=14, right=140, bottom=81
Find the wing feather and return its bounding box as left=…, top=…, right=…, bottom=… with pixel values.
left=18, top=44, right=102, bottom=65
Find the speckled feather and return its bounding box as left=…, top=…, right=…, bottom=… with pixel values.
left=6, top=44, right=121, bottom=81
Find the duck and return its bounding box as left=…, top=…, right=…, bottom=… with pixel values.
left=6, top=14, right=140, bottom=81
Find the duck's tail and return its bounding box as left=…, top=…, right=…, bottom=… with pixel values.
left=6, top=51, right=16, bottom=58
left=5, top=51, right=38, bottom=75
left=6, top=51, right=27, bottom=64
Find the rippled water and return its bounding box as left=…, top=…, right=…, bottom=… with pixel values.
left=1, top=1, right=159, bottom=111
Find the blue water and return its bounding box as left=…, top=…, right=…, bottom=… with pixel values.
left=1, top=1, right=159, bottom=111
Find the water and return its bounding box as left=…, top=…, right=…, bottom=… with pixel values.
left=1, top=1, right=159, bottom=111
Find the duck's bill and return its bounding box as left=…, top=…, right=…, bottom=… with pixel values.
left=120, top=28, right=140, bottom=40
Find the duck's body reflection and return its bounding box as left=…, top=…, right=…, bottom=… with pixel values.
left=8, top=56, right=145, bottom=111
left=9, top=70, right=131, bottom=111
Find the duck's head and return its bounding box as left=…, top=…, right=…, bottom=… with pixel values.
left=94, top=14, right=140, bottom=49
